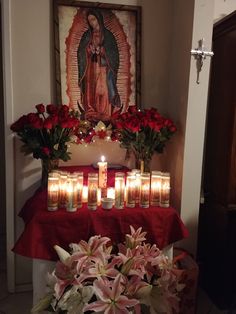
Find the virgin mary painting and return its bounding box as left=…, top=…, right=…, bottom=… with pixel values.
left=78, top=10, right=121, bottom=121
left=60, top=5, right=138, bottom=121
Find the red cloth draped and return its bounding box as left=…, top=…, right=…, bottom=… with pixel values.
left=13, top=166, right=189, bottom=261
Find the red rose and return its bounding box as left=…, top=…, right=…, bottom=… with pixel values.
left=10, top=115, right=28, bottom=132
left=60, top=120, right=69, bottom=128
left=27, top=113, right=43, bottom=129
left=59, top=105, right=69, bottom=114
left=50, top=114, right=58, bottom=126
left=97, top=130, right=107, bottom=139
left=35, top=103, right=45, bottom=114
left=41, top=147, right=50, bottom=156
left=170, top=125, right=177, bottom=132
left=126, top=119, right=140, bottom=132
left=32, top=118, right=43, bottom=129
left=43, top=118, right=53, bottom=129
left=46, top=104, right=58, bottom=115
left=128, top=105, right=138, bottom=114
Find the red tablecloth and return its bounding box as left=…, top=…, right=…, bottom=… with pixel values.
left=13, top=166, right=189, bottom=261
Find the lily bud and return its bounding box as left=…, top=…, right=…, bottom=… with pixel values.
left=54, top=245, right=70, bottom=264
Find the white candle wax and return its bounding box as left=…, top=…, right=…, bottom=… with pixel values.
left=97, top=155, right=107, bottom=189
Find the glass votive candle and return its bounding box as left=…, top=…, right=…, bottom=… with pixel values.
left=126, top=172, right=136, bottom=208
left=87, top=173, right=98, bottom=210
left=140, top=172, right=150, bottom=208
left=97, top=188, right=101, bottom=206
left=59, top=171, right=69, bottom=208
left=75, top=172, right=83, bottom=208
left=115, top=172, right=125, bottom=209
left=66, top=174, right=78, bottom=212
left=47, top=173, right=59, bottom=211
left=160, top=172, right=170, bottom=207
left=82, top=185, right=88, bottom=203
left=132, top=169, right=141, bottom=204
left=150, top=171, right=162, bottom=206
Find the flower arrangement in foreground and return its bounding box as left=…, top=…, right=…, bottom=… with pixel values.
left=32, top=226, right=184, bottom=314
left=112, top=106, right=177, bottom=171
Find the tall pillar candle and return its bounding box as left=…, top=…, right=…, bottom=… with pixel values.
left=97, top=155, right=107, bottom=197
left=126, top=172, right=136, bottom=208
left=160, top=172, right=170, bottom=207
left=66, top=174, right=78, bottom=212
left=47, top=173, right=59, bottom=211
left=140, top=172, right=150, bottom=208
left=115, top=172, right=125, bottom=209
left=88, top=173, right=98, bottom=210
left=150, top=171, right=162, bottom=206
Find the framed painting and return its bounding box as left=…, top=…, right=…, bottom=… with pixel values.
left=53, top=0, right=141, bottom=122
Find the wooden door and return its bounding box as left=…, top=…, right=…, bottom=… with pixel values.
left=204, top=11, right=236, bottom=207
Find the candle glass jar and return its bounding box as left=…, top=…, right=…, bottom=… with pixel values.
left=59, top=171, right=69, bottom=208
left=140, top=172, right=150, bottom=208
left=126, top=172, right=136, bottom=208
left=47, top=173, right=59, bottom=211
left=88, top=173, right=98, bottom=210
left=74, top=172, right=83, bottom=208
left=66, top=174, right=78, bottom=212
left=160, top=172, right=170, bottom=207
left=115, top=172, right=125, bottom=209
left=132, top=169, right=141, bottom=204
left=150, top=171, right=162, bottom=206
left=98, top=158, right=107, bottom=189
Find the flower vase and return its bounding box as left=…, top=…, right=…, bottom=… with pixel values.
left=41, top=159, right=59, bottom=188
left=135, top=157, right=151, bottom=173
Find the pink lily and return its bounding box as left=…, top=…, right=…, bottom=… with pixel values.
left=83, top=275, right=139, bottom=314
left=125, top=226, right=147, bottom=249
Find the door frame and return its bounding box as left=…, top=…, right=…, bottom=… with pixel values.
left=1, top=0, right=15, bottom=292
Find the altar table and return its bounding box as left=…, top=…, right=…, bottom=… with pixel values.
left=12, top=165, right=188, bottom=304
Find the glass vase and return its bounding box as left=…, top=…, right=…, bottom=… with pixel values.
left=41, top=159, right=59, bottom=188
left=135, top=157, right=152, bottom=173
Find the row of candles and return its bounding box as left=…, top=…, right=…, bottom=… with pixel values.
left=47, top=168, right=171, bottom=212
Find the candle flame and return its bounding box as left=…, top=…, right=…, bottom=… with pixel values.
left=101, top=155, right=105, bottom=162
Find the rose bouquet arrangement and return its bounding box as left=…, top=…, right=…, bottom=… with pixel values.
left=10, top=104, right=79, bottom=162
left=31, top=226, right=184, bottom=314
left=112, top=106, right=177, bottom=171
left=10, top=104, right=80, bottom=185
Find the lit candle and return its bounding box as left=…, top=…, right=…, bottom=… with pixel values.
left=140, top=172, right=150, bottom=208
left=47, top=173, right=59, bottom=211
left=59, top=171, right=69, bottom=208
left=97, top=155, right=107, bottom=189
left=150, top=171, right=162, bottom=206
left=82, top=185, right=88, bottom=203
left=107, top=187, right=115, bottom=200
left=160, top=172, right=170, bottom=207
left=75, top=172, right=83, bottom=208
left=87, top=173, right=98, bottom=210
left=66, top=174, right=77, bottom=212
left=97, top=188, right=101, bottom=206
left=115, top=172, right=125, bottom=209
left=126, top=172, right=136, bottom=208
left=132, top=169, right=141, bottom=204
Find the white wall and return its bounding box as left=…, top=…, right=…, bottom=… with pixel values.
left=214, top=0, right=236, bottom=23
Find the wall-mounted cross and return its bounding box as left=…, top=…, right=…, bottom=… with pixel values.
left=191, top=38, right=214, bottom=84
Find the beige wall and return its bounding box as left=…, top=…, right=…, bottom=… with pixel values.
left=214, top=0, right=236, bottom=23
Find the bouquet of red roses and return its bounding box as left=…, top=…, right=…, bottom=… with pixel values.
left=112, top=106, right=177, bottom=170
left=10, top=104, right=79, bottom=162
